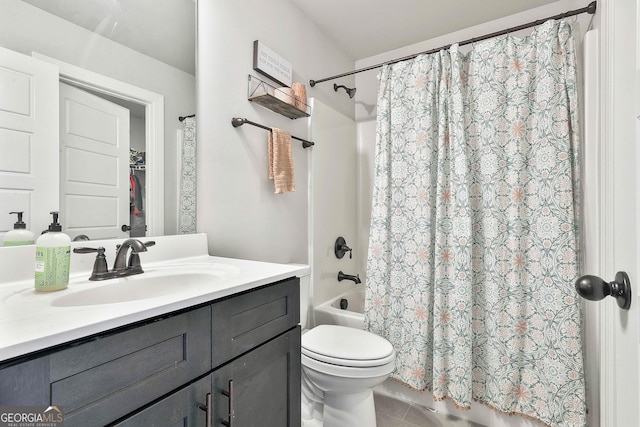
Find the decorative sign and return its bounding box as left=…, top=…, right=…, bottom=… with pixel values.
left=253, top=40, right=292, bottom=87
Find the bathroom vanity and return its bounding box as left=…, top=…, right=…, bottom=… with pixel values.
left=0, top=234, right=306, bottom=426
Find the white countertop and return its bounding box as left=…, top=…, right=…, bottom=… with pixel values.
left=0, top=234, right=309, bottom=362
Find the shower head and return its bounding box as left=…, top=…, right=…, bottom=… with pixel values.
left=333, top=83, right=357, bottom=99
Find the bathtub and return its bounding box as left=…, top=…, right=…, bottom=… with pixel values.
left=313, top=287, right=365, bottom=329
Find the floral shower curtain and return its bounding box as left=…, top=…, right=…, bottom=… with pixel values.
left=365, top=20, right=585, bottom=427
left=178, top=116, right=197, bottom=234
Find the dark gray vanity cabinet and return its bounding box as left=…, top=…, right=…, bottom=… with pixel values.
left=0, top=277, right=301, bottom=427
left=117, top=327, right=301, bottom=427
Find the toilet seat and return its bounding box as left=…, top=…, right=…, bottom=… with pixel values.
left=302, top=352, right=396, bottom=380
left=301, top=325, right=395, bottom=368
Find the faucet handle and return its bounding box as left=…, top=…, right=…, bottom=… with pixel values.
left=344, top=245, right=353, bottom=259
left=73, top=246, right=109, bottom=280
left=127, top=241, right=155, bottom=269
left=73, top=247, right=101, bottom=254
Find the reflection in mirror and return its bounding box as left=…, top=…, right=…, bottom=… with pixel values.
left=0, top=0, right=196, bottom=241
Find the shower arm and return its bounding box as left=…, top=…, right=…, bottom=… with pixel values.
left=333, top=83, right=356, bottom=98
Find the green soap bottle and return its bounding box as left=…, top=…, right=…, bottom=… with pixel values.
left=3, top=211, right=35, bottom=246
left=35, top=211, right=71, bottom=292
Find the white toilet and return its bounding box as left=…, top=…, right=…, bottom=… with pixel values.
left=300, top=324, right=396, bottom=427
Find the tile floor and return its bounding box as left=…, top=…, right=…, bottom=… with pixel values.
left=374, top=393, right=486, bottom=427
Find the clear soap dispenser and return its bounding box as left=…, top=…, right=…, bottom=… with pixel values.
left=35, top=211, right=71, bottom=292
left=3, top=211, right=35, bottom=246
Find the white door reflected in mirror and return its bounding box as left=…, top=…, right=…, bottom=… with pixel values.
left=0, top=46, right=58, bottom=236
left=59, top=83, right=130, bottom=240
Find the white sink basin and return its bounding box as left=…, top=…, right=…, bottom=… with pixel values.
left=51, top=264, right=240, bottom=306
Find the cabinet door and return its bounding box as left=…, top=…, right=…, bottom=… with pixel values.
left=212, top=327, right=301, bottom=427
left=112, top=376, right=210, bottom=427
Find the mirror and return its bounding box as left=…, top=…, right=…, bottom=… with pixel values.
left=0, top=0, right=196, bottom=239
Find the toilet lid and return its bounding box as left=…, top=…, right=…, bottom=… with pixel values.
left=301, top=325, right=394, bottom=367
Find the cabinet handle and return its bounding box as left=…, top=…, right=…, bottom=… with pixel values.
left=221, top=380, right=234, bottom=427
left=198, top=393, right=212, bottom=427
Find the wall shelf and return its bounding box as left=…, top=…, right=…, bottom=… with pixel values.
left=247, top=75, right=310, bottom=119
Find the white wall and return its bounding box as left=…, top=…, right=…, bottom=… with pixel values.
left=196, top=0, right=355, bottom=263
left=309, top=99, right=358, bottom=309
left=0, top=0, right=195, bottom=235
left=353, top=1, right=598, bottom=426
left=356, top=121, right=377, bottom=279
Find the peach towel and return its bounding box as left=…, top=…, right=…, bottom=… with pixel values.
left=268, top=128, right=295, bottom=194
left=274, top=87, right=295, bottom=106
left=291, top=82, right=307, bottom=112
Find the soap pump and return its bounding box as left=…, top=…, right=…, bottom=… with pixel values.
left=3, top=211, right=35, bottom=246
left=35, top=211, right=71, bottom=292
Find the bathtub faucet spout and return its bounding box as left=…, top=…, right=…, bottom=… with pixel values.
left=338, top=271, right=361, bottom=284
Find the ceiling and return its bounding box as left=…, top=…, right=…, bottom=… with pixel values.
left=290, top=0, right=558, bottom=60
left=21, top=0, right=559, bottom=76
left=21, top=0, right=196, bottom=75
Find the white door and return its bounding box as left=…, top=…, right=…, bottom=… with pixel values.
left=59, top=82, right=130, bottom=240
left=592, top=1, right=640, bottom=425
left=0, top=46, right=58, bottom=238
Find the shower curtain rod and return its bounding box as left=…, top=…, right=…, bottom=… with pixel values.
left=231, top=117, right=315, bottom=148
left=309, top=1, right=597, bottom=87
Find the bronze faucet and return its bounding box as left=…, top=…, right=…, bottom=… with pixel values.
left=74, top=239, right=155, bottom=281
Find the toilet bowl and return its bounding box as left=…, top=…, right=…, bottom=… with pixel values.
left=301, top=324, right=395, bottom=427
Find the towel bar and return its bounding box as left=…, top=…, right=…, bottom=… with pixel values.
left=231, top=117, right=314, bottom=148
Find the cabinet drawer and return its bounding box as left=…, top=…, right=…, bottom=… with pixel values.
left=50, top=306, right=211, bottom=426
left=212, top=277, right=299, bottom=367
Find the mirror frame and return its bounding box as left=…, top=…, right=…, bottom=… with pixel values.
left=32, top=52, right=165, bottom=236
